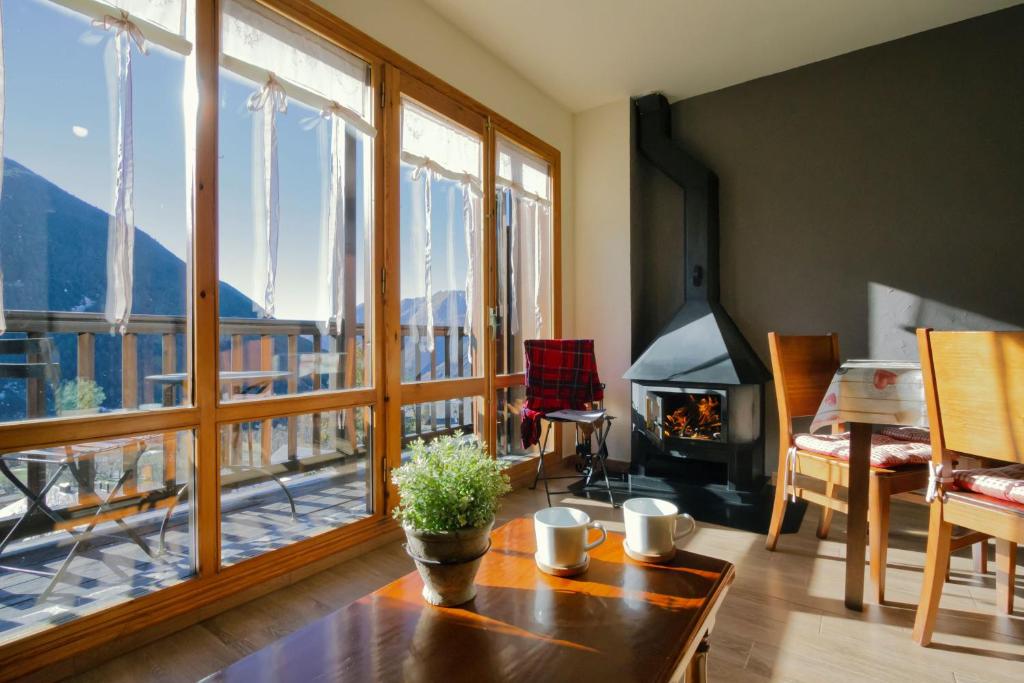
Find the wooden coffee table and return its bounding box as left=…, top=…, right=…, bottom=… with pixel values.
left=206, top=516, right=735, bottom=682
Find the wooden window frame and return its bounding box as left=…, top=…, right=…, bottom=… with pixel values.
left=0, top=0, right=561, bottom=677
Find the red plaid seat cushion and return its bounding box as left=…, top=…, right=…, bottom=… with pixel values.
left=520, top=339, right=604, bottom=447
left=953, top=463, right=1024, bottom=505
left=794, top=432, right=931, bottom=468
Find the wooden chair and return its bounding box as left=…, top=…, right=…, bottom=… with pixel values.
left=765, top=333, right=933, bottom=603
left=913, top=329, right=1023, bottom=646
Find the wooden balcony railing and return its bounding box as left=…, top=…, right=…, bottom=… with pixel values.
left=0, top=309, right=475, bottom=516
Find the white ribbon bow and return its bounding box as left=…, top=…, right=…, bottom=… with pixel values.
left=93, top=12, right=149, bottom=54
left=925, top=462, right=953, bottom=503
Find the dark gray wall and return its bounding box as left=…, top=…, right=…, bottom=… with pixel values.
left=632, top=6, right=1024, bottom=466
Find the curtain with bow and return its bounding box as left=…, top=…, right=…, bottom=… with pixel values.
left=496, top=140, right=552, bottom=347
left=247, top=74, right=287, bottom=318
left=400, top=100, right=482, bottom=357
left=93, top=11, right=148, bottom=334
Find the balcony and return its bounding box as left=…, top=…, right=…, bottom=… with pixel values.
left=0, top=310, right=475, bottom=642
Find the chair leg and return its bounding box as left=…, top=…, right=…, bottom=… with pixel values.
left=765, top=465, right=789, bottom=551
left=995, top=539, right=1017, bottom=615
left=530, top=421, right=553, bottom=491
left=913, top=502, right=954, bottom=646
left=972, top=539, right=988, bottom=575
left=816, top=481, right=836, bottom=540
left=868, top=475, right=890, bottom=604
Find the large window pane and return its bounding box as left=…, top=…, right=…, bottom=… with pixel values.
left=217, top=0, right=374, bottom=402
left=0, top=0, right=191, bottom=423
left=219, top=406, right=373, bottom=566
left=399, top=99, right=483, bottom=382
left=0, top=430, right=195, bottom=644
left=495, top=137, right=554, bottom=375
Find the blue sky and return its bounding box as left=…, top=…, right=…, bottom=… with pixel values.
left=5, top=0, right=475, bottom=321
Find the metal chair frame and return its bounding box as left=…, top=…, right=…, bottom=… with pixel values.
left=530, top=412, right=617, bottom=508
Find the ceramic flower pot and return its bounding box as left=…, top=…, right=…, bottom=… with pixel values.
left=403, top=518, right=494, bottom=606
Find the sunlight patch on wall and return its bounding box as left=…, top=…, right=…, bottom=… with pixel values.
left=868, top=283, right=1019, bottom=360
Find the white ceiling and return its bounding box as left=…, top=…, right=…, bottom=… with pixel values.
left=422, top=0, right=1020, bottom=112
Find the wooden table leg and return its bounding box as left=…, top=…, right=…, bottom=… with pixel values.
left=685, top=634, right=710, bottom=683
left=845, top=422, right=871, bottom=610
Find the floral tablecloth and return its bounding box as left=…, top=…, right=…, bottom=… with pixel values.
left=810, top=360, right=927, bottom=433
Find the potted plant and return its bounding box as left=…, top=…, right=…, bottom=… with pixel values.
left=56, top=378, right=106, bottom=416
left=392, top=436, right=511, bottom=606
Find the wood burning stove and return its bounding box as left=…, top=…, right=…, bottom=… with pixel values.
left=631, top=381, right=764, bottom=491
left=625, top=94, right=771, bottom=493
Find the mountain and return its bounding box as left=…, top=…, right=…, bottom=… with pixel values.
left=0, top=158, right=472, bottom=418
left=0, top=158, right=254, bottom=317
left=356, top=289, right=467, bottom=328
left=0, top=158, right=257, bottom=417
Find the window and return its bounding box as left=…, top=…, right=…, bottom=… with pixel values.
left=495, top=136, right=554, bottom=375
left=0, top=0, right=560, bottom=661
left=218, top=0, right=374, bottom=400
left=0, top=429, right=195, bottom=644
left=0, top=0, right=191, bottom=422
left=219, top=407, right=373, bottom=565
left=399, top=98, right=483, bottom=382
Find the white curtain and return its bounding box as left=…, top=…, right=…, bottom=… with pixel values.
left=94, top=12, right=148, bottom=334
left=461, top=183, right=480, bottom=367
left=401, top=99, right=482, bottom=355
left=223, top=0, right=373, bottom=322
left=222, top=0, right=370, bottom=123
left=247, top=74, right=287, bottom=318
left=89, top=0, right=186, bottom=35
left=496, top=139, right=552, bottom=343
left=408, top=164, right=433, bottom=352
left=319, top=105, right=349, bottom=333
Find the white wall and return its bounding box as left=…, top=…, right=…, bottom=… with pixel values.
left=315, top=0, right=577, bottom=339
left=572, top=100, right=632, bottom=460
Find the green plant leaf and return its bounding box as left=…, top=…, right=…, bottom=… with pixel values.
left=390, top=436, right=511, bottom=533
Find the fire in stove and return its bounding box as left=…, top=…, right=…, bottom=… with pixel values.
left=664, top=394, right=722, bottom=441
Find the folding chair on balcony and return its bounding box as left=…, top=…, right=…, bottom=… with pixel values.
left=521, top=339, right=617, bottom=508
left=0, top=435, right=162, bottom=603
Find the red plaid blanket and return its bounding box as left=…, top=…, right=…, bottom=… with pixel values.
left=521, top=339, right=604, bottom=447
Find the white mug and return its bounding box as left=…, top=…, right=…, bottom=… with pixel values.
left=534, top=506, right=606, bottom=568
left=622, top=497, right=696, bottom=556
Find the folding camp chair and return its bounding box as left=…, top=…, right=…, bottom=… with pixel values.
left=521, top=339, right=617, bottom=507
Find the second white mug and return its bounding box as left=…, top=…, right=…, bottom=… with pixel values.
left=622, top=497, right=696, bottom=556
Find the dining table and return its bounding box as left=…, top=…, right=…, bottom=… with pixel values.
left=809, top=359, right=927, bottom=610
left=205, top=516, right=736, bottom=682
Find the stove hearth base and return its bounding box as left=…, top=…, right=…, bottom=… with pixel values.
left=567, top=475, right=807, bottom=535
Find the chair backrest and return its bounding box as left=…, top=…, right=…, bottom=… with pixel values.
left=523, top=339, right=603, bottom=414
left=917, top=328, right=1024, bottom=466
left=767, top=333, right=840, bottom=437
